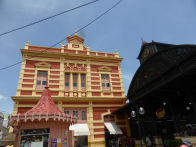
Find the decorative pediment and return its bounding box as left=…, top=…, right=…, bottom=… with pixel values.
left=98, top=66, right=111, bottom=72
left=35, top=62, right=51, bottom=68
left=67, top=32, right=84, bottom=44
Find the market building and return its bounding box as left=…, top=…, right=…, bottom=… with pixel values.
left=114, top=41, right=196, bottom=147
left=10, top=33, right=129, bottom=147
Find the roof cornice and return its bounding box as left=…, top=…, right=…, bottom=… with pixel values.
left=21, top=49, right=123, bottom=62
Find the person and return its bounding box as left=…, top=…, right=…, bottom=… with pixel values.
left=129, top=137, right=135, bottom=147
left=115, top=135, right=122, bottom=147
left=180, top=140, right=193, bottom=147
left=125, top=137, right=129, bottom=147
left=145, top=136, right=152, bottom=147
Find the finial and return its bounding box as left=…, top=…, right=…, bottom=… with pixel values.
left=24, top=41, right=29, bottom=49
left=141, top=38, right=147, bottom=46
left=115, top=50, right=119, bottom=57
left=74, top=30, right=78, bottom=36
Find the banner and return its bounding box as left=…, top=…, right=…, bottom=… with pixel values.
left=57, top=138, right=61, bottom=147
left=51, top=138, right=57, bottom=147
left=61, top=138, right=67, bottom=146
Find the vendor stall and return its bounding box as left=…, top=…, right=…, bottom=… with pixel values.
left=9, top=87, right=77, bottom=147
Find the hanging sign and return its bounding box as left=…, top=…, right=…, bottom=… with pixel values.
left=62, top=138, right=67, bottom=146
left=57, top=138, right=61, bottom=147
left=51, top=138, right=57, bottom=147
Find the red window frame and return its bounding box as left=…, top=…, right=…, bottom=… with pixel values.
left=81, top=74, right=86, bottom=92
left=101, top=74, right=110, bottom=91
left=36, top=71, right=48, bottom=89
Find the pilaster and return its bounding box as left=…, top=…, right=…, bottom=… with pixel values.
left=32, top=68, right=37, bottom=96
left=16, top=59, right=26, bottom=96
left=69, top=73, right=73, bottom=97
left=78, top=73, right=81, bottom=97
left=12, top=101, right=18, bottom=115
left=118, top=64, right=125, bottom=97
left=61, top=44, right=64, bottom=53
left=87, top=102, right=94, bottom=146
left=59, top=60, right=65, bottom=96
left=86, top=61, right=91, bottom=97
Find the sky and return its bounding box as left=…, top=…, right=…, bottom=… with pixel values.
left=0, top=0, right=196, bottom=113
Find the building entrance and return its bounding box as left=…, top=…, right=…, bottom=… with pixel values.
left=74, top=136, right=88, bottom=147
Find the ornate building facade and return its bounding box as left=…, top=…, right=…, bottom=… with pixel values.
left=11, top=33, right=129, bottom=147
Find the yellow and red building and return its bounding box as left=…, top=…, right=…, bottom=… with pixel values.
left=11, top=33, right=129, bottom=147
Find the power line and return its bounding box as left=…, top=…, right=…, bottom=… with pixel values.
left=0, top=0, right=123, bottom=71
left=50, top=0, right=122, bottom=48
left=0, top=0, right=100, bottom=37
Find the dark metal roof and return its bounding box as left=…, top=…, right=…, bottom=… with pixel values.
left=114, top=43, right=196, bottom=114
left=128, top=44, right=196, bottom=101
left=137, top=41, right=175, bottom=59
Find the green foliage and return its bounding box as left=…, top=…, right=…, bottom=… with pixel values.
left=164, top=139, right=183, bottom=147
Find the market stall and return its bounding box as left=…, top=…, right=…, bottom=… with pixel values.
left=9, top=87, right=77, bottom=147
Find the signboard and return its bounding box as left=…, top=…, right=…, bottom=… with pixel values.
left=31, top=142, right=43, bottom=147
left=52, top=138, right=68, bottom=147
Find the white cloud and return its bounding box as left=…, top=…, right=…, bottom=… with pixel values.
left=0, top=94, right=6, bottom=100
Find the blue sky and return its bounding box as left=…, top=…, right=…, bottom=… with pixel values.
left=0, top=0, right=196, bottom=113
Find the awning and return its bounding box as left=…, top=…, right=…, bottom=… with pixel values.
left=104, top=122, right=123, bottom=135
left=69, top=124, right=90, bottom=136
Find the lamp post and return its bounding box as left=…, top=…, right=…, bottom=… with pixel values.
left=131, top=107, right=145, bottom=147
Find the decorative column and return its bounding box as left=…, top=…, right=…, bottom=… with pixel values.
left=59, top=60, right=65, bottom=96
left=61, top=43, right=64, bottom=53
left=12, top=101, right=18, bottom=115
left=78, top=73, right=81, bottom=97
left=87, top=102, right=94, bottom=147
left=33, top=68, right=38, bottom=96
left=118, top=63, right=125, bottom=97
left=16, top=59, right=26, bottom=96
left=69, top=73, right=73, bottom=97
left=86, top=61, right=91, bottom=97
